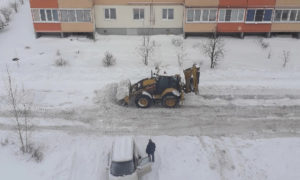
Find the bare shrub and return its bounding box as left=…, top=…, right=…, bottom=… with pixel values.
left=171, top=37, right=183, bottom=47
left=32, top=146, right=43, bottom=162
left=202, top=33, right=225, bottom=69
left=154, top=62, right=161, bottom=74
left=0, top=15, right=5, bottom=30
left=55, top=58, right=68, bottom=66
left=257, top=38, right=269, bottom=50
left=267, top=50, right=272, bottom=59
left=138, top=35, right=155, bottom=66
left=102, top=51, right=116, bottom=67
left=56, top=50, right=61, bottom=56
left=55, top=50, right=68, bottom=66
left=0, top=8, right=12, bottom=22
left=10, top=2, right=19, bottom=13
left=1, top=138, right=9, bottom=146
left=282, top=50, right=290, bottom=68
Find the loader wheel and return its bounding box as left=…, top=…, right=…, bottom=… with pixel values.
left=162, top=94, right=179, bottom=108
left=135, top=95, right=152, bottom=108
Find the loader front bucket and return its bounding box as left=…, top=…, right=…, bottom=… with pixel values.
left=183, top=65, right=200, bottom=94
left=116, top=79, right=131, bottom=105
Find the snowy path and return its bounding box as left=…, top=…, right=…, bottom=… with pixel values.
left=1, top=93, right=299, bottom=138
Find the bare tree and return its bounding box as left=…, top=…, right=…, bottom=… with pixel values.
left=282, top=50, right=290, bottom=68
left=6, top=66, right=25, bottom=152
left=257, top=38, right=269, bottom=50
left=172, top=38, right=186, bottom=68
left=10, top=1, right=19, bottom=13
left=0, top=8, right=12, bottom=22
left=138, top=34, right=155, bottom=66
left=5, top=66, right=33, bottom=153
left=19, top=0, right=24, bottom=5
left=202, top=33, right=225, bottom=69
left=0, top=14, right=5, bottom=30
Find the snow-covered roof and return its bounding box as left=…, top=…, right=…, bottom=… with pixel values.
left=112, top=137, right=134, bottom=162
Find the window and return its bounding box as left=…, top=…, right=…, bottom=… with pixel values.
left=61, top=10, right=76, bottom=22
left=186, top=9, right=217, bottom=22
left=46, top=9, right=52, bottom=21
left=52, top=10, right=59, bottom=21
left=162, top=8, right=174, bottom=20
left=61, top=10, right=68, bottom=22
left=246, top=9, right=272, bottom=22
left=31, top=9, right=40, bottom=21
left=36, top=9, right=59, bottom=22
left=290, top=10, right=297, bottom=21
left=105, top=8, right=116, bottom=20
left=281, top=10, right=289, bottom=21
left=133, top=8, right=144, bottom=20
left=31, top=8, right=91, bottom=23
left=40, top=9, right=46, bottom=21
left=111, top=160, right=135, bottom=176
left=297, top=10, right=300, bottom=21
left=218, top=9, right=244, bottom=22
left=274, top=9, right=300, bottom=22
left=76, top=10, right=91, bottom=22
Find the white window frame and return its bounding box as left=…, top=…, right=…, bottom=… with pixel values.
left=31, top=8, right=92, bottom=23
left=245, top=8, right=273, bottom=24
left=273, top=9, right=300, bottom=23
left=75, top=9, right=92, bottom=22
left=60, top=8, right=92, bottom=23
left=218, top=9, right=245, bottom=23
left=162, top=8, right=174, bottom=20
left=104, top=8, right=116, bottom=20
left=31, top=8, right=60, bottom=23
left=186, top=8, right=217, bottom=23
left=133, top=8, right=144, bottom=20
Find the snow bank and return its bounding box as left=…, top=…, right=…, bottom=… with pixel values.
left=1, top=132, right=300, bottom=180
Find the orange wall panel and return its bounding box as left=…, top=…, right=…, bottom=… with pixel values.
left=219, top=0, right=247, bottom=8
left=33, top=23, right=61, bottom=32
left=247, top=0, right=276, bottom=8
left=242, top=24, right=271, bottom=33
left=30, top=0, right=58, bottom=8
left=58, top=0, right=93, bottom=8
left=184, top=23, right=217, bottom=33
left=276, top=0, right=300, bottom=7
left=61, top=23, right=94, bottom=32
left=184, top=0, right=219, bottom=7
left=217, top=23, right=244, bottom=32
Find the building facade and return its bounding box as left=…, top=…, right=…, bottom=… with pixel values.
left=29, top=0, right=300, bottom=38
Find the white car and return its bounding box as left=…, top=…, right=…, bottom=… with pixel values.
left=107, top=137, right=152, bottom=180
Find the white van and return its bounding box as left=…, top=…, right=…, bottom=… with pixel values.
left=107, top=137, right=152, bottom=180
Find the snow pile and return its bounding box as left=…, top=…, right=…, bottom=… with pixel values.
left=116, top=79, right=131, bottom=101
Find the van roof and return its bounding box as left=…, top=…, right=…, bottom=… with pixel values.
left=112, top=137, right=134, bottom=162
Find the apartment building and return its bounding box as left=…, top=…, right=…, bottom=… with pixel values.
left=29, top=0, right=300, bottom=38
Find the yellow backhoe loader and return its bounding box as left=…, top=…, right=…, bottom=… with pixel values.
left=117, top=65, right=200, bottom=108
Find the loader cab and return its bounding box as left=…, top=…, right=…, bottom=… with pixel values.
left=107, top=137, right=152, bottom=180
left=155, top=75, right=181, bottom=94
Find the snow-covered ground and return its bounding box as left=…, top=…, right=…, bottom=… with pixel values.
left=0, top=2, right=300, bottom=180
left=1, top=131, right=300, bottom=180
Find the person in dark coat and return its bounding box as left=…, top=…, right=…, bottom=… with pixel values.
left=146, top=139, right=156, bottom=162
